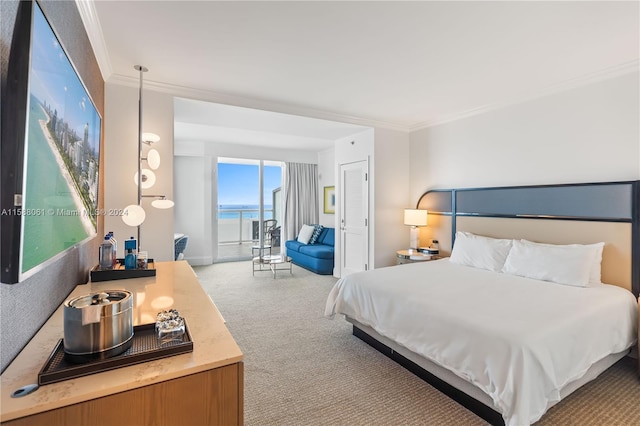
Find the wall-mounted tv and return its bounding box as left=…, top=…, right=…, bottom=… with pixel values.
left=1, top=0, right=101, bottom=283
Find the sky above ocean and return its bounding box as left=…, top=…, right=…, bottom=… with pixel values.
left=218, top=163, right=281, bottom=205
left=30, top=3, right=101, bottom=154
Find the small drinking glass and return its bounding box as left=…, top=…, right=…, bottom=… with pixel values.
left=137, top=251, right=148, bottom=269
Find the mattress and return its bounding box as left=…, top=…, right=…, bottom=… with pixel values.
left=325, top=259, right=638, bottom=426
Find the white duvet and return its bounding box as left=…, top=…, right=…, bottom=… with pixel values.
left=325, top=259, right=638, bottom=426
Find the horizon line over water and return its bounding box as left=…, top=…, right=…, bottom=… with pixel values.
left=219, top=204, right=273, bottom=220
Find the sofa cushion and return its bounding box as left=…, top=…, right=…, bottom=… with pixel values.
left=309, top=225, right=324, bottom=244
left=297, top=224, right=315, bottom=244
left=298, top=244, right=333, bottom=259
left=285, top=240, right=305, bottom=253
left=318, top=228, right=335, bottom=246
left=288, top=251, right=334, bottom=275
left=298, top=244, right=334, bottom=259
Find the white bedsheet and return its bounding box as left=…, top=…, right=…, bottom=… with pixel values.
left=325, top=259, right=638, bottom=426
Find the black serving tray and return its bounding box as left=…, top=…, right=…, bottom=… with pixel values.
left=38, top=322, right=193, bottom=385
left=90, top=259, right=156, bottom=282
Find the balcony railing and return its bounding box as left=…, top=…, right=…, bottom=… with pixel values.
left=218, top=209, right=273, bottom=244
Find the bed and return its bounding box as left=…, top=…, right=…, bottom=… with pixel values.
left=325, top=181, right=639, bottom=426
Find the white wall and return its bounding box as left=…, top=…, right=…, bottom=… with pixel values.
left=104, top=83, right=174, bottom=261
left=174, top=156, right=212, bottom=264
left=373, top=127, right=411, bottom=268
left=409, top=72, right=640, bottom=201
left=175, top=140, right=319, bottom=164
left=317, top=147, right=336, bottom=228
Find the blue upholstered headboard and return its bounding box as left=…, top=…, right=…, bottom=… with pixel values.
left=416, top=181, right=639, bottom=296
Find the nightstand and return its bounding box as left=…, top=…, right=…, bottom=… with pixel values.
left=396, top=249, right=441, bottom=265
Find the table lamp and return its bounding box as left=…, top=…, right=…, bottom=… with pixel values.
left=404, top=209, right=428, bottom=251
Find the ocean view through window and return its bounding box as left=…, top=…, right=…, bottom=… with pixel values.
left=217, top=159, right=282, bottom=260
left=218, top=205, right=273, bottom=220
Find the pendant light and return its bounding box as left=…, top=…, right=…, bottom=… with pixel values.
left=122, top=65, right=174, bottom=248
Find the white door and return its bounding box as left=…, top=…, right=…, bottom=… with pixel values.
left=339, top=160, right=369, bottom=276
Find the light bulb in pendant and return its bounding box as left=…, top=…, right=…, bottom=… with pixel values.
left=122, top=204, right=146, bottom=226
left=134, top=168, right=156, bottom=189
left=147, top=149, right=160, bottom=170
left=152, top=199, right=174, bottom=209
left=142, top=132, right=160, bottom=144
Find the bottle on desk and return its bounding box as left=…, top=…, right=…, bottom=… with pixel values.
left=124, top=237, right=137, bottom=270
left=99, top=236, right=114, bottom=270
left=107, top=231, right=117, bottom=267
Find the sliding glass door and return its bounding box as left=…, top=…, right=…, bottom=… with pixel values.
left=216, top=158, right=282, bottom=261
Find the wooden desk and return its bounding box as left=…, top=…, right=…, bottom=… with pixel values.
left=0, top=261, right=243, bottom=425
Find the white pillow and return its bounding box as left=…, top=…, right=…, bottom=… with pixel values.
left=502, top=240, right=597, bottom=287
left=297, top=224, right=315, bottom=244
left=518, top=239, right=604, bottom=286
left=449, top=232, right=513, bottom=272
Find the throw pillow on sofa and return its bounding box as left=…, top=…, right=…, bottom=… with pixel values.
left=297, top=224, right=315, bottom=244
left=309, top=225, right=324, bottom=244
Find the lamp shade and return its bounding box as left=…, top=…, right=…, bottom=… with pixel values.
left=404, top=209, right=428, bottom=227
left=134, top=169, right=156, bottom=189
left=122, top=204, right=146, bottom=226
left=152, top=199, right=174, bottom=209
left=147, top=148, right=161, bottom=170
left=142, top=132, right=160, bottom=143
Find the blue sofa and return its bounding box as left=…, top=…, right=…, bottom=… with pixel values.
left=285, top=227, right=334, bottom=275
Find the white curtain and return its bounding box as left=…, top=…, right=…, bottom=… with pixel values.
left=283, top=162, right=319, bottom=242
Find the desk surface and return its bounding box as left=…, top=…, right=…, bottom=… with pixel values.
left=0, top=261, right=242, bottom=422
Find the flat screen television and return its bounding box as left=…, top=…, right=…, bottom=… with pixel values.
left=1, top=0, right=101, bottom=283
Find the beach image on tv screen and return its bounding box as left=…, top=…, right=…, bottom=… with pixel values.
left=20, top=3, right=101, bottom=276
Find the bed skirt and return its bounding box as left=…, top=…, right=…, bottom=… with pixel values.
left=347, top=317, right=628, bottom=426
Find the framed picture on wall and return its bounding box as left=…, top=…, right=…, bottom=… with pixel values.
left=324, top=186, right=335, bottom=214
left=1, top=1, right=101, bottom=283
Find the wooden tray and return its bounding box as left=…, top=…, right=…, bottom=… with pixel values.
left=38, top=322, right=193, bottom=385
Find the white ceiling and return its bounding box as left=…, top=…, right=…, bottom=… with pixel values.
left=87, top=1, right=639, bottom=148
left=173, top=97, right=367, bottom=150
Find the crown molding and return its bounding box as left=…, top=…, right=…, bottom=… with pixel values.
left=107, top=73, right=411, bottom=133
left=75, top=0, right=112, bottom=81
left=409, top=60, right=640, bottom=132
left=108, top=59, right=639, bottom=135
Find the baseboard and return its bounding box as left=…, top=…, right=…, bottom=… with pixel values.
left=184, top=256, right=213, bottom=266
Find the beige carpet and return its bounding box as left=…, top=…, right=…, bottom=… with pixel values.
left=194, top=261, right=640, bottom=426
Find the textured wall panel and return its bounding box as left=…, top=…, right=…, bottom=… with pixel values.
left=1, top=0, right=104, bottom=372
